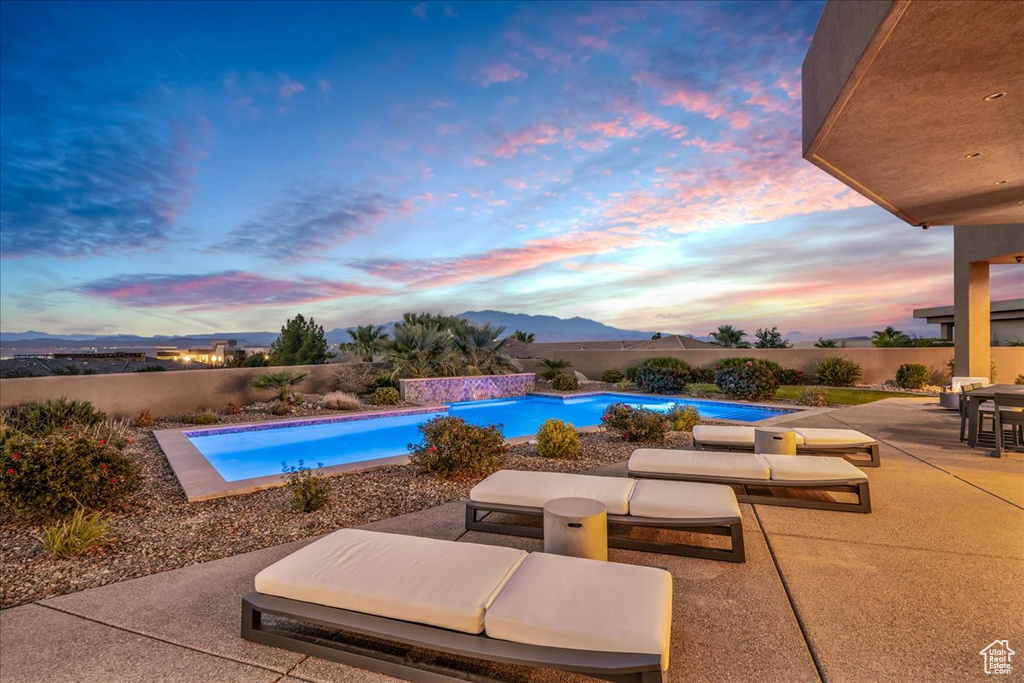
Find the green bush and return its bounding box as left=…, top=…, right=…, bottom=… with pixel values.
left=40, top=507, right=113, bottom=559
left=601, top=369, right=625, bottom=384
left=282, top=461, right=331, bottom=513
left=714, top=362, right=779, bottom=401
left=615, top=380, right=636, bottom=391
left=1, top=430, right=139, bottom=517
left=551, top=372, right=579, bottom=391
left=408, top=417, right=506, bottom=477
left=536, top=419, right=579, bottom=458
left=3, top=398, right=106, bottom=437
left=367, top=387, right=401, bottom=406
left=796, top=386, right=829, bottom=407
left=537, top=357, right=572, bottom=380
left=815, top=355, right=862, bottom=387
left=715, top=357, right=800, bottom=385
left=895, top=363, right=930, bottom=389
left=626, top=357, right=690, bottom=382
left=1016, top=374, right=1024, bottom=386
left=180, top=411, right=221, bottom=425
left=240, top=353, right=270, bottom=368
left=634, top=366, right=687, bottom=394
left=776, top=368, right=806, bottom=385
left=687, top=367, right=716, bottom=384
left=667, top=405, right=700, bottom=431
left=601, top=403, right=667, bottom=443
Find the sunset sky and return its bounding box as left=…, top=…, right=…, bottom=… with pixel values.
left=1, top=1, right=1019, bottom=339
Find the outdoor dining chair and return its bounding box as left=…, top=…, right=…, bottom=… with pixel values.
left=993, top=392, right=1024, bottom=457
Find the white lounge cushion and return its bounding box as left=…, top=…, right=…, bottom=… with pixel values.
left=629, top=479, right=741, bottom=522
left=629, top=449, right=771, bottom=481
left=950, top=376, right=989, bottom=391
left=470, top=470, right=636, bottom=515
left=693, top=425, right=808, bottom=447
left=761, top=454, right=867, bottom=483
left=485, top=552, right=673, bottom=670
left=792, top=428, right=876, bottom=446
left=254, top=529, right=525, bottom=634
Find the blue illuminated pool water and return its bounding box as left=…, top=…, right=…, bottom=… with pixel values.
left=187, top=393, right=795, bottom=482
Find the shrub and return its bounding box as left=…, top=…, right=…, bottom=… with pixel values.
left=687, top=367, right=716, bottom=384
left=408, top=417, right=506, bottom=477
left=616, top=380, right=636, bottom=390
left=133, top=365, right=167, bottom=372
left=240, top=353, right=270, bottom=368
left=815, top=355, right=862, bottom=387
left=367, top=387, right=401, bottom=406
left=180, top=411, right=221, bottom=425
left=251, top=370, right=309, bottom=405
left=282, top=461, right=331, bottom=513
left=686, top=384, right=710, bottom=398
left=322, top=391, right=363, bottom=411
left=643, top=357, right=691, bottom=372
left=667, top=405, right=700, bottom=431
left=601, top=403, right=667, bottom=443
left=40, top=507, right=113, bottom=559
left=895, top=363, right=930, bottom=389
left=601, top=369, right=625, bottom=384
left=537, top=357, right=572, bottom=380
left=634, top=366, right=687, bottom=394
left=333, top=363, right=379, bottom=394
left=536, top=419, right=579, bottom=458
left=714, top=362, right=779, bottom=401
left=1, top=430, right=139, bottom=517
left=796, top=386, right=829, bottom=407
left=776, top=368, right=806, bottom=385
left=134, top=409, right=154, bottom=428
left=551, top=372, right=579, bottom=391
left=715, top=357, right=799, bottom=385
left=1015, top=374, right=1024, bottom=385
left=3, top=398, right=106, bottom=437
left=226, top=401, right=242, bottom=415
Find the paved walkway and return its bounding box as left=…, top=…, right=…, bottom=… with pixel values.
left=2, top=398, right=1022, bottom=682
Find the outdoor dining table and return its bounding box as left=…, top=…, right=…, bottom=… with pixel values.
left=964, top=384, right=1024, bottom=448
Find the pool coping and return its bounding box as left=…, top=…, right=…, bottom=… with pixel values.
left=155, top=392, right=815, bottom=501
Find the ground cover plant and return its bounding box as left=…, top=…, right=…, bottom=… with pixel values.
left=40, top=507, right=112, bottom=559
left=179, top=411, right=221, bottom=425
left=714, top=362, right=779, bottom=401
left=535, top=419, right=579, bottom=458
left=408, top=416, right=506, bottom=477
left=601, top=403, right=667, bottom=443
left=774, top=386, right=910, bottom=405
left=321, top=391, right=364, bottom=411
left=795, top=386, right=829, bottom=407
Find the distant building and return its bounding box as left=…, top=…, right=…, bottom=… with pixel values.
left=51, top=351, right=148, bottom=361
left=156, top=339, right=242, bottom=364
left=913, top=299, right=1023, bottom=345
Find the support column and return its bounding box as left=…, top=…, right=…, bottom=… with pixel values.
left=953, top=233, right=991, bottom=378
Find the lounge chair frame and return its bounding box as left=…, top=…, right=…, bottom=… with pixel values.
left=627, top=471, right=871, bottom=514
left=465, top=501, right=745, bottom=563
left=692, top=440, right=881, bottom=468
left=242, top=591, right=666, bottom=683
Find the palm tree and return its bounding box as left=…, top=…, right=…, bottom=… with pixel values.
left=871, top=326, right=912, bottom=347
left=510, top=330, right=535, bottom=343
left=537, top=357, right=572, bottom=380
left=709, top=324, right=751, bottom=348
left=383, top=322, right=460, bottom=380
left=250, top=370, right=309, bottom=404
left=347, top=324, right=389, bottom=362
left=454, top=323, right=522, bottom=375
left=814, top=337, right=838, bottom=348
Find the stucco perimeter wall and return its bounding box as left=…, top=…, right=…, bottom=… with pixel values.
left=400, top=373, right=535, bottom=404
left=0, top=364, right=341, bottom=418
left=520, top=348, right=1024, bottom=385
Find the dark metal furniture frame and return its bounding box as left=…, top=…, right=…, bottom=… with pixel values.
left=692, top=439, right=881, bottom=468
left=628, top=471, right=871, bottom=514
left=242, top=592, right=666, bottom=683
left=466, top=500, right=744, bottom=563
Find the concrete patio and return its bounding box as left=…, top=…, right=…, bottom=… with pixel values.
left=1, top=397, right=1022, bottom=682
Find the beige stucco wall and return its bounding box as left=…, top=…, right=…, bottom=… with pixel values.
left=522, top=347, right=1024, bottom=385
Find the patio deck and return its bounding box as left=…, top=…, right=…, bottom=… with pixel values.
left=1, top=397, right=1022, bottom=682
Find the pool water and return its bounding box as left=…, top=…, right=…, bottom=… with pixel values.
left=187, top=393, right=794, bottom=482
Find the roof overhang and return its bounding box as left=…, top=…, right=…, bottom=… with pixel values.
left=802, top=0, right=1024, bottom=226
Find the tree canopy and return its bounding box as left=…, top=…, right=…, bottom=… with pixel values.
left=753, top=326, right=791, bottom=348
left=709, top=324, right=751, bottom=348
left=270, top=314, right=328, bottom=365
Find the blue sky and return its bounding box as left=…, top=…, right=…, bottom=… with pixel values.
left=1, top=1, right=1019, bottom=338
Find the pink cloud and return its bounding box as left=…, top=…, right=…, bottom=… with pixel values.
left=318, top=79, right=331, bottom=94
left=478, top=62, right=528, bottom=87
left=577, top=35, right=609, bottom=50
left=494, top=123, right=559, bottom=157
left=278, top=76, right=306, bottom=99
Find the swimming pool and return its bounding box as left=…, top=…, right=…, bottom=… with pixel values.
left=185, top=393, right=795, bottom=482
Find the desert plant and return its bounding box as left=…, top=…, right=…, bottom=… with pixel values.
left=134, top=409, right=154, bottom=428
left=270, top=314, right=329, bottom=365
left=408, top=417, right=506, bottom=477
left=321, top=391, right=363, bottom=411
left=714, top=362, right=779, bottom=401
left=347, top=324, right=390, bottom=362
left=895, top=363, right=930, bottom=389
left=1015, top=374, right=1024, bottom=385
left=250, top=370, right=309, bottom=405
left=815, top=355, right=863, bottom=387
left=180, top=411, right=221, bottom=425
left=814, top=337, right=838, bottom=348
left=796, top=386, right=829, bottom=407
left=226, top=401, right=242, bottom=415
left=453, top=323, right=521, bottom=375
left=616, top=380, right=635, bottom=390
left=601, top=369, right=625, bottom=383
left=537, top=357, right=572, bottom=380
left=510, top=330, right=535, bottom=343
left=333, top=363, right=379, bottom=394
left=40, top=507, right=113, bottom=559
left=634, top=366, right=687, bottom=394
left=535, top=419, right=579, bottom=458
left=667, top=405, right=700, bottom=431
left=2, top=398, right=106, bottom=437
left=601, top=404, right=667, bottom=443
left=383, top=322, right=460, bottom=380
left=709, top=324, right=751, bottom=348
left=686, top=384, right=710, bottom=398
left=551, top=372, right=580, bottom=391
left=753, top=326, right=791, bottom=348
left=282, top=461, right=331, bottom=513
left=871, top=326, right=912, bottom=347
left=1, top=430, right=139, bottom=517
left=367, top=386, right=401, bottom=406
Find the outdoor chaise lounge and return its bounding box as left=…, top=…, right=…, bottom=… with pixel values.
left=628, top=449, right=871, bottom=513
left=692, top=425, right=881, bottom=467
left=467, top=470, right=744, bottom=562
left=242, top=528, right=672, bottom=682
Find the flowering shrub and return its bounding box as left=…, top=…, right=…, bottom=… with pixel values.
left=536, top=419, right=579, bottom=458
left=551, top=372, right=579, bottom=391
left=895, top=363, right=930, bottom=389
left=282, top=461, right=331, bottom=513
left=1, top=430, right=139, bottom=517
left=408, top=417, right=507, bottom=477
left=367, top=387, right=401, bottom=406
left=2, top=398, right=106, bottom=437
left=634, top=366, right=687, bottom=394
left=796, top=386, right=829, bottom=407
left=626, top=357, right=690, bottom=381
left=667, top=405, right=700, bottom=431
left=776, top=368, right=806, bottom=385
left=601, top=403, right=667, bottom=443
left=601, top=369, right=625, bottom=384
left=715, top=357, right=801, bottom=385
left=714, top=362, right=779, bottom=401
left=815, top=355, right=862, bottom=387
left=687, top=367, right=717, bottom=384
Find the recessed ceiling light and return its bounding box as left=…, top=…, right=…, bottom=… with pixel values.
left=983, top=92, right=1006, bottom=101
left=965, top=152, right=982, bottom=158
left=994, top=180, right=1008, bottom=185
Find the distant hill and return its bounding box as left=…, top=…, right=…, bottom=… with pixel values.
left=453, top=310, right=656, bottom=342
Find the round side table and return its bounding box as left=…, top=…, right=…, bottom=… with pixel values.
left=754, top=427, right=798, bottom=455
left=542, top=497, right=608, bottom=561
